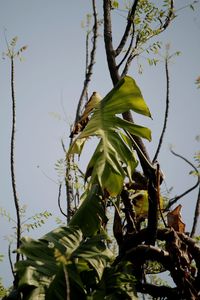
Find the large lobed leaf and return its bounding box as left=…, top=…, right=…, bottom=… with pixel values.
left=15, top=226, right=113, bottom=300
left=69, top=76, right=151, bottom=196
left=69, top=184, right=108, bottom=237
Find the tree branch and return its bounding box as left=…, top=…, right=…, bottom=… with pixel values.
left=57, top=183, right=68, bottom=219
left=190, top=186, right=200, bottom=238
left=168, top=149, right=200, bottom=209
left=153, top=57, right=170, bottom=163
left=121, top=0, right=175, bottom=77
left=103, top=0, right=152, bottom=169
left=10, top=57, right=21, bottom=265
left=103, top=0, right=119, bottom=84
left=115, top=0, right=139, bottom=57
left=125, top=244, right=170, bottom=267
left=117, top=30, right=135, bottom=70
left=75, top=0, right=98, bottom=123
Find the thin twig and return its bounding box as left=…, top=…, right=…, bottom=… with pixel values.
left=168, top=149, right=200, bottom=209
left=58, top=183, right=68, bottom=219
left=8, top=243, right=15, bottom=279
left=190, top=186, right=200, bottom=238
left=117, top=27, right=135, bottom=70
left=115, top=0, right=139, bottom=57
left=10, top=56, right=21, bottom=264
left=75, top=0, right=98, bottom=123
left=153, top=57, right=170, bottom=163
left=122, top=0, right=174, bottom=76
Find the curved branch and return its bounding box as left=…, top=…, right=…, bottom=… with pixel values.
left=153, top=58, right=170, bottom=163
left=168, top=149, right=200, bottom=209
left=125, top=244, right=170, bottom=268
left=190, top=186, right=200, bottom=238
left=58, top=183, right=68, bottom=219
left=75, top=0, right=98, bottom=123
left=117, top=28, right=135, bottom=70
left=115, top=0, right=139, bottom=57
left=121, top=0, right=174, bottom=76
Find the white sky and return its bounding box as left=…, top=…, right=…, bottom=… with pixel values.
left=0, top=0, right=200, bottom=288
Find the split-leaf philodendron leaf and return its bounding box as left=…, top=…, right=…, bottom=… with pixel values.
left=15, top=226, right=113, bottom=299
left=68, top=76, right=151, bottom=196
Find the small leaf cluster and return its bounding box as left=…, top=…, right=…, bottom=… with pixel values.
left=134, top=1, right=170, bottom=39
left=3, top=36, right=27, bottom=60
left=23, top=210, right=52, bottom=232
left=54, top=158, right=67, bottom=182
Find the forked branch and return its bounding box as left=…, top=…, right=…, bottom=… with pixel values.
left=115, top=0, right=139, bottom=57
left=75, top=0, right=98, bottom=123
left=168, top=149, right=200, bottom=209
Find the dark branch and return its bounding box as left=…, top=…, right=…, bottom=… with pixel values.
left=103, top=0, right=119, bottom=84
left=153, top=57, right=170, bottom=163
left=121, top=189, right=137, bottom=234
left=162, top=0, right=175, bottom=30
left=125, top=244, right=170, bottom=268
left=8, top=243, right=15, bottom=279
left=122, top=0, right=175, bottom=77
left=117, top=27, right=135, bottom=70
left=10, top=57, right=21, bottom=266
left=115, top=0, right=139, bottom=57
left=58, top=183, right=68, bottom=219
left=146, top=164, right=159, bottom=245
left=103, top=0, right=152, bottom=173
left=75, top=0, right=98, bottom=123
left=168, top=149, right=200, bottom=209
left=190, top=186, right=200, bottom=238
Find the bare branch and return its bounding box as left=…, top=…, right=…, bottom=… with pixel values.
left=125, top=244, right=170, bottom=267
left=190, top=186, right=200, bottom=238
left=168, top=149, right=200, bottom=209
left=10, top=57, right=21, bottom=265
left=103, top=0, right=119, bottom=84
left=117, top=28, right=135, bottom=70
left=115, top=0, right=139, bottom=57
left=57, top=183, right=68, bottom=219
left=153, top=57, right=170, bottom=163
left=75, top=0, right=98, bottom=123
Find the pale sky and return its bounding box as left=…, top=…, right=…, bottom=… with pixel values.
left=0, top=0, right=200, bottom=288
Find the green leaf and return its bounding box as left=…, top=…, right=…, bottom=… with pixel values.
left=14, top=226, right=113, bottom=299
left=69, top=76, right=151, bottom=196
left=112, top=0, right=119, bottom=9
left=72, top=234, right=114, bottom=279
left=92, top=264, right=137, bottom=299
left=69, top=185, right=108, bottom=236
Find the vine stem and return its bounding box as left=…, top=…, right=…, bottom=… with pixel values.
left=10, top=56, right=21, bottom=264
left=153, top=57, right=170, bottom=163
